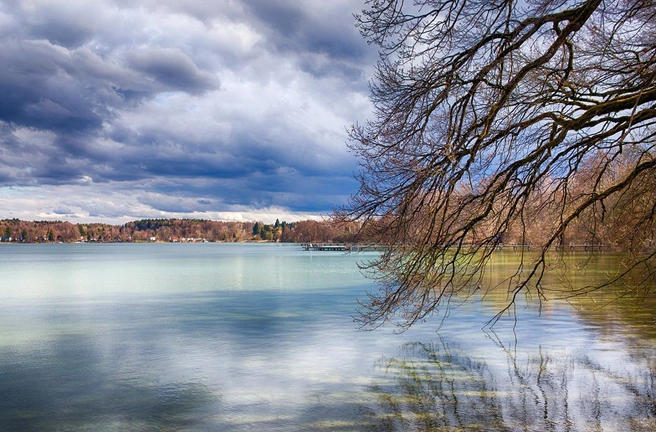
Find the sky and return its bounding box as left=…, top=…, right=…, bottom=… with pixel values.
left=0, top=0, right=377, bottom=224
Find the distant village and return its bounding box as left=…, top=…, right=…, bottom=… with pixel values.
left=0, top=218, right=360, bottom=244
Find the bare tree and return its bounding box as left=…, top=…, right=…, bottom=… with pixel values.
left=342, top=0, right=656, bottom=330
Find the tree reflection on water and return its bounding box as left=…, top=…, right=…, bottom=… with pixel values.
left=362, top=336, right=656, bottom=431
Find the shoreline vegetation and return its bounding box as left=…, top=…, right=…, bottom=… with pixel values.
left=0, top=218, right=361, bottom=244
left=0, top=216, right=641, bottom=253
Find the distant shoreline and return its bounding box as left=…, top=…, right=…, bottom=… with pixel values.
left=0, top=217, right=359, bottom=244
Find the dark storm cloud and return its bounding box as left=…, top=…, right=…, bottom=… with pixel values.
left=0, top=40, right=217, bottom=133
left=242, top=0, right=373, bottom=83
left=136, top=171, right=354, bottom=214
left=125, top=47, right=219, bottom=95
left=28, top=13, right=94, bottom=48
left=243, top=0, right=367, bottom=60
left=0, top=0, right=375, bottom=221
left=0, top=41, right=105, bottom=132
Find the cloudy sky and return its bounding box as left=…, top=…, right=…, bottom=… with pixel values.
left=0, top=0, right=376, bottom=224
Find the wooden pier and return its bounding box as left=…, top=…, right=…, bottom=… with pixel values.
left=302, top=243, right=386, bottom=252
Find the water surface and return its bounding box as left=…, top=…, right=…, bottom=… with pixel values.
left=0, top=243, right=654, bottom=431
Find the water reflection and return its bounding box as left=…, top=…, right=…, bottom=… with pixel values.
left=0, top=289, right=387, bottom=431
left=0, top=333, right=220, bottom=431
left=565, top=289, right=656, bottom=344
left=364, top=336, right=656, bottom=431
left=2, top=245, right=655, bottom=430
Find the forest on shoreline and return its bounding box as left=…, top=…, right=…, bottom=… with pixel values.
left=0, top=218, right=361, bottom=244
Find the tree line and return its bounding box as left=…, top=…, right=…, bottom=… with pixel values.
left=0, top=218, right=361, bottom=244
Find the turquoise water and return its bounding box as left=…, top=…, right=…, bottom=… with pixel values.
left=0, top=243, right=654, bottom=431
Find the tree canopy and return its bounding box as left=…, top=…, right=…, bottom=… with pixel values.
left=343, top=0, right=656, bottom=330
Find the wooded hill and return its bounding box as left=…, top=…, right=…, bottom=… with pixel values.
left=0, top=218, right=361, bottom=244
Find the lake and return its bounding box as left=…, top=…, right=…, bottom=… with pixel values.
left=0, top=243, right=654, bottom=431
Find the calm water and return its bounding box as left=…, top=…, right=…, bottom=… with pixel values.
left=0, top=243, right=654, bottom=431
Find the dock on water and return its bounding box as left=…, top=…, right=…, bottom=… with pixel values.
left=302, top=243, right=386, bottom=252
